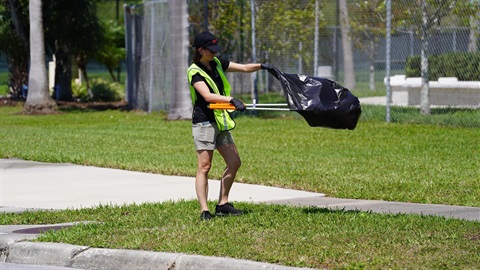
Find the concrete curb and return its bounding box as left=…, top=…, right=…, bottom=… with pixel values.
left=1, top=240, right=313, bottom=270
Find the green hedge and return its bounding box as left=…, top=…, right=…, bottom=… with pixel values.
left=72, top=78, right=124, bottom=102
left=405, top=52, right=480, bottom=81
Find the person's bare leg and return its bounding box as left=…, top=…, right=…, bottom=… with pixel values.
left=196, top=150, right=214, bottom=211
left=217, top=144, right=241, bottom=205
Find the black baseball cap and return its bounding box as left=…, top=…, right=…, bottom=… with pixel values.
left=193, top=31, right=223, bottom=53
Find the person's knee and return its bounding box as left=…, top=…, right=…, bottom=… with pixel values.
left=229, top=158, right=241, bottom=171
left=198, top=162, right=211, bottom=174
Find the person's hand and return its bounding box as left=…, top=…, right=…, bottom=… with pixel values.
left=260, top=63, right=275, bottom=70
left=230, top=97, right=246, bottom=111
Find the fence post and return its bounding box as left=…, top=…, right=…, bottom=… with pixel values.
left=251, top=0, right=258, bottom=105
left=385, top=0, right=391, bottom=122
left=124, top=4, right=134, bottom=107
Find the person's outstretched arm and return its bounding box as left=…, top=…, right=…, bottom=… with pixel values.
left=226, top=62, right=261, bottom=73
left=227, top=62, right=275, bottom=73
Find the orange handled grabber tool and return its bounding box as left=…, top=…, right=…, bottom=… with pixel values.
left=208, top=103, right=290, bottom=111
left=208, top=103, right=237, bottom=110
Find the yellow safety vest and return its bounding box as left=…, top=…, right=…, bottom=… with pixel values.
left=187, top=57, right=235, bottom=131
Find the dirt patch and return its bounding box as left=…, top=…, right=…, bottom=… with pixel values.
left=56, top=100, right=129, bottom=111
left=0, top=97, right=22, bottom=107
left=467, top=232, right=480, bottom=241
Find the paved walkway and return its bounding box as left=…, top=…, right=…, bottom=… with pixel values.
left=1, top=158, right=479, bottom=270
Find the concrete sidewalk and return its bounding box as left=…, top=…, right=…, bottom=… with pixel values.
left=1, top=158, right=479, bottom=270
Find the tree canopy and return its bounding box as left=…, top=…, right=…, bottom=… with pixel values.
left=0, top=0, right=123, bottom=101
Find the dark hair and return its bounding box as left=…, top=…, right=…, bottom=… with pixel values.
left=192, top=48, right=202, bottom=63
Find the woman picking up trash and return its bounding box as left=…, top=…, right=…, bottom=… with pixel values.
left=186, top=31, right=274, bottom=220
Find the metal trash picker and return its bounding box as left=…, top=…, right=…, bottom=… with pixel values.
left=208, top=102, right=290, bottom=111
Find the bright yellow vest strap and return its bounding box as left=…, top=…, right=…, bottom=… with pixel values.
left=186, top=58, right=236, bottom=131
left=213, top=58, right=231, bottom=97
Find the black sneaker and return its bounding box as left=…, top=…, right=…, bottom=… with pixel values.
left=215, top=202, right=243, bottom=216
left=200, top=210, right=213, bottom=220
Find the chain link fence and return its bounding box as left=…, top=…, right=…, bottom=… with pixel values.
left=385, top=0, right=480, bottom=126
left=125, top=0, right=480, bottom=127
left=125, top=1, right=172, bottom=113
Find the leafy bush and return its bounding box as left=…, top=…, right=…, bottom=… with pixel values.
left=405, top=55, right=421, bottom=77
left=71, top=82, right=89, bottom=101
left=72, top=78, right=124, bottom=102
left=405, top=52, right=480, bottom=80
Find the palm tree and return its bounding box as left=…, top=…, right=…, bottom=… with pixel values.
left=24, top=0, right=56, bottom=114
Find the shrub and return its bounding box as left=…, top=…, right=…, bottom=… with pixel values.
left=71, top=82, right=89, bottom=101
left=405, top=56, right=421, bottom=77
left=72, top=78, right=124, bottom=102
left=405, top=52, right=480, bottom=81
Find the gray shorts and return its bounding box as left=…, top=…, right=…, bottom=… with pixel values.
left=192, top=121, right=235, bottom=150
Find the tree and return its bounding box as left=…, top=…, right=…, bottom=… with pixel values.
left=43, top=0, right=104, bottom=101
left=255, top=0, right=320, bottom=73
left=396, top=0, right=474, bottom=114
left=24, top=0, right=56, bottom=114
left=339, top=0, right=355, bottom=90
left=0, top=0, right=29, bottom=99
left=468, top=0, right=479, bottom=52
left=2, top=0, right=118, bottom=103
left=189, top=0, right=251, bottom=62
left=419, top=0, right=431, bottom=115
left=418, top=0, right=457, bottom=115
left=350, top=0, right=385, bottom=91
left=95, top=20, right=125, bottom=83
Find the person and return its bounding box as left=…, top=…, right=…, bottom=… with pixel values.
left=186, top=31, right=274, bottom=220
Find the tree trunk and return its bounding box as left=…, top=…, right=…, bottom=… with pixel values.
left=167, top=0, right=192, bottom=120
left=468, top=11, right=479, bottom=52
left=75, top=52, right=93, bottom=98
left=24, top=0, right=56, bottom=114
left=420, top=0, right=430, bottom=115
left=107, top=68, right=118, bottom=83
left=52, top=42, right=74, bottom=101
left=369, top=40, right=375, bottom=91
left=339, top=0, right=356, bottom=90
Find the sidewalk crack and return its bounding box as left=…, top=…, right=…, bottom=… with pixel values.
left=70, top=246, right=91, bottom=260
left=167, top=260, right=176, bottom=270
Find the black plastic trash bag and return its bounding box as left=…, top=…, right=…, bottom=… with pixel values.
left=268, top=67, right=362, bottom=130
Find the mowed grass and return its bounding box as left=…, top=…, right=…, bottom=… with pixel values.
left=1, top=105, right=479, bottom=268
left=1, top=201, right=479, bottom=269
left=0, top=106, right=478, bottom=206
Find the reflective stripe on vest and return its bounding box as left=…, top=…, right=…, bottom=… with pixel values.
left=187, top=57, right=235, bottom=131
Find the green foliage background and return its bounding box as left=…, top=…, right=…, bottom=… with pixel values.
left=406, top=52, right=480, bottom=80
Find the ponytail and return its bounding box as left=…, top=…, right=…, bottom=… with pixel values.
left=192, top=48, right=202, bottom=63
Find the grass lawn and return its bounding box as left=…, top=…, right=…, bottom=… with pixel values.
left=1, top=106, right=478, bottom=207
left=0, top=105, right=479, bottom=269
left=1, top=201, right=479, bottom=269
